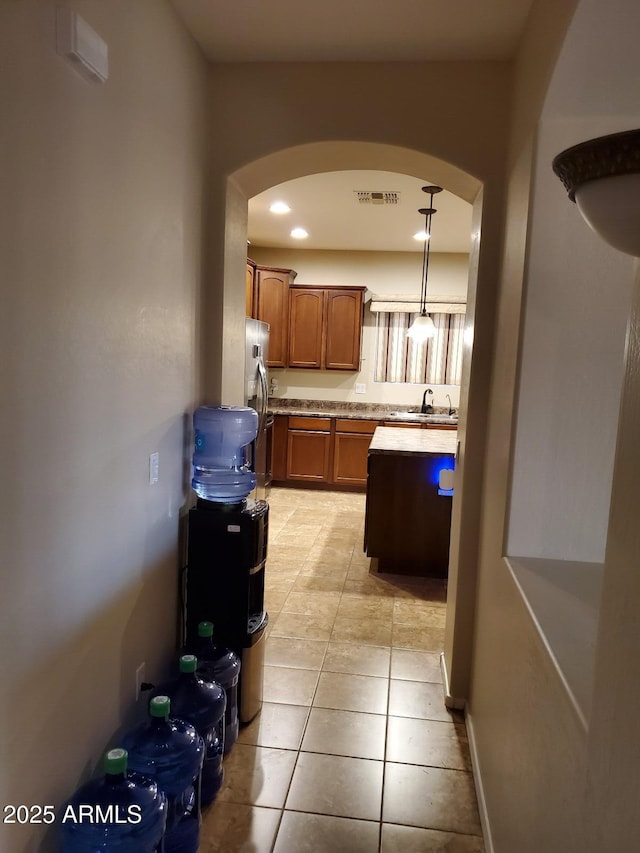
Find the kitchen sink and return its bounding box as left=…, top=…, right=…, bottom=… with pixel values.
left=388, top=411, right=427, bottom=420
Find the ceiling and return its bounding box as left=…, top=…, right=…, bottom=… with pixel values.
left=248, top=171, right=473, bottom=254
left=170, top=0, right=533, bottom=63
left=171, top=0, right=532, bottom=255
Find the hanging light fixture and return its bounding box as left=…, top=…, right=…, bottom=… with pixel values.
left=407, top=185, right=443, bottom=341
left=552, top=129, right=640, bottom=257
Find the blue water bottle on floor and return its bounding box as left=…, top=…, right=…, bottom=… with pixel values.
left=193, top=621, right=241, bottom=754
left=123, top=695, right=204, bottom=853
left=154, top=654, right=226, bottom=807
left=60, top=747, right=167, bottom=852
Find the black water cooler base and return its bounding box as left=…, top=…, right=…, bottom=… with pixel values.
left=185, top=498, right=269, bottom=725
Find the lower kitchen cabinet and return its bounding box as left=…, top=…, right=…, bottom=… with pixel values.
left=272, top=414, right=288, bottom=481
left=365, top=451, right=453, bottom=577
left=333, top=419, right=378, bottom=486
left=271, top=415, right=377, bottom=487
left=286, top=417, right=332, bottom=482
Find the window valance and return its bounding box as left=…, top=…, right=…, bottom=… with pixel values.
left=368, top=294, right=466, bottom=314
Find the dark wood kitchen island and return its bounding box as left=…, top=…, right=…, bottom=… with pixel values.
left=364, top=426, right=457, bottom=577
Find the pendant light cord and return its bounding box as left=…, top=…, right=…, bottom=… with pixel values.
left=418, top=186, right=441, bottom=317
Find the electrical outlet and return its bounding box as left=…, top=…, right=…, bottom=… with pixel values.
left=355, top=383, right=366, bottom=394
left=135, top=662, right=146, bottom=702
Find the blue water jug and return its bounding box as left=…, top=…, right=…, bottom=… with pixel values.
left=154, top=655, right=226, bottom=807
left=192, top=405, right=258, bottom=502
left=193, top=621, right=241, bottom=754
left=122, top=695, right=204, bottom=853
left=60, top=747, right=166, bottom=852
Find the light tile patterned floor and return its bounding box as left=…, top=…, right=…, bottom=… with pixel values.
left=200, top=487, right=484, bottom=853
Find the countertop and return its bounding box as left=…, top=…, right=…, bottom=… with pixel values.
left=268, top=397, right=458, bottom=427
left=368, top=426, right=458, bottom=456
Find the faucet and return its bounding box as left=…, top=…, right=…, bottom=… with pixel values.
left=446, top=394, right=455, bottom=416
left=420, top=387, right=434, bottom=414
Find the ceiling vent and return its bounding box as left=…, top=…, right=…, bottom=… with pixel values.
left=355, top=191, right=400, bottom=205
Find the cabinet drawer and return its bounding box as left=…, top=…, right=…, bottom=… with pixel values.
left=288, top=416, right=331, bottom=431
left=335, top=419, right=378, bottom=434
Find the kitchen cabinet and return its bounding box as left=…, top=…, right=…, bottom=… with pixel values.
left=246, top=260, right=256, bottom=316
left=365, top=427, right=457, bottom=577
left=271, top=415, right=378, bottom=487
left=288, top=285, right=365, bottom=370
left=286, top=416, right=332, bottom=482
left=272, top=414, right=288, bottom=481
left=332, top=419, right=378, bottom=486
left=254, top=265, right=297, bottom=368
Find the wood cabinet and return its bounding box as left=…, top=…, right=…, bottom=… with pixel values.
left=332, top=419, right=378, bottom=486
left=272, top=415, right=377, bottom=487
left=288, top=285, right=365, bottom=371
left=286, top=416, right=332, bottom=482
left=365, top=450, right=453, bottom=577
left=253, top=265, right=297, bottom=368
left=246, top=260, right=256, bottom=316
left=272, top=414, right=288, bottom=481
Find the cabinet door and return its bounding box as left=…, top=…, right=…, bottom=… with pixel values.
left=332, top=419, right=377, bottom=486
left=246, top=261, right=256, bottom=317
left=332, top=432, right=372, bottom=486
left=287, top=429, right=331, bottom=482
left=255, top=268, right=291, bottom=367
left=324, top=289, right=363, bottom=370
left=272, top=415, right=288, bottom=482
left=288, top=288, right=325, bottom=368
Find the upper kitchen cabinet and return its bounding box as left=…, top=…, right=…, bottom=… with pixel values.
left=246, top=259, right=256, bottom=316
left=254, top=265, right=297, bottom=368
left=288, top=285, right=365, bottom=370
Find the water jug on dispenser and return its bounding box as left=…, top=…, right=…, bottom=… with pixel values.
left=153, top=655, right=226, bottom=807
left=191, top=405, right=258, bottom=503
left=60, top=747, right=167, bottom=853
left=122, top=695, right=204, bottom=853
left=191, top=620, right=241, bottom=754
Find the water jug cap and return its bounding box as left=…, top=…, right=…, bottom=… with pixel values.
left=150, top=695, right=170, bottom=718
left=104, top=748, right=128, bottom=775
left=198, top=621, right=214, bottom=638
left=180, top=654, right=198, bottom=673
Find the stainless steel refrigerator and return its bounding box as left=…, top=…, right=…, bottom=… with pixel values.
left=245, top=318, right=273, bottom=501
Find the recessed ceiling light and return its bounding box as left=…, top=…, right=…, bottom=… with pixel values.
left=413, top=230, right=430, bottom=242
left=290, top=227, right=308, bottom=239
left=269, top=201, right=291, bottom=214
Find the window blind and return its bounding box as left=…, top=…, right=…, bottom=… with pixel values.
left=374, top=311, right=465, bottom=385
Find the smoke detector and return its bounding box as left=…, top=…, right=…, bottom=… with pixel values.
left=354, top=191, right=400, bottom=205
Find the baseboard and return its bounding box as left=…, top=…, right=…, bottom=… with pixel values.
left=466, top=711, right=495, bottom=853
left=439, top=651, right=466, bottom=710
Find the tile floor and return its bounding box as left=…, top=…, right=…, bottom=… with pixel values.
left=200, top=487, right=484, bottom=852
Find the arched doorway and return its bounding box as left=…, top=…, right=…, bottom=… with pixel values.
left=208, top=139, right=488, bottom=711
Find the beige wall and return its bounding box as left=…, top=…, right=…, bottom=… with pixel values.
left=466, top=0, right=640, bottom=850
left=0, top=1, right=208, bottom=849
left=206, top=63, right=512, bottom=407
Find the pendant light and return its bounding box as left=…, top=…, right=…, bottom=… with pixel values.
left=407, top=185, right=443, bottom=341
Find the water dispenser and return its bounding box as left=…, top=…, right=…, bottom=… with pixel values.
left=191, top=406, right=258, bottom=503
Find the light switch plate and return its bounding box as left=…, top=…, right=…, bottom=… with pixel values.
left=149, top=452, right=159, bottom=485
left=355, top=383, right=366, bottom=394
